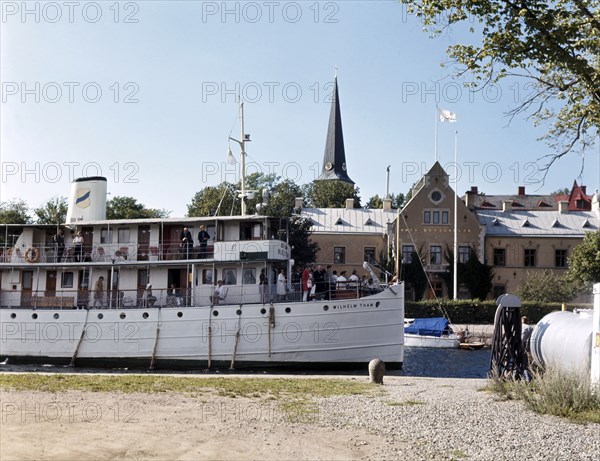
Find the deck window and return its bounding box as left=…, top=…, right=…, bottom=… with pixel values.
left=202, top=269, right=213, bottom=285
left=243, top=268, right=256, bottom=284
left=100, top=228, right=113, bottom=244
left=222, top=268, right=237, bottom=285
left=118, top=228, right=130, bottom=244
left=61, top=272, right=74, bottom=288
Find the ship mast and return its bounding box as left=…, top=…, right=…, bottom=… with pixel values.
left=229, top=98, right=249, bottom=215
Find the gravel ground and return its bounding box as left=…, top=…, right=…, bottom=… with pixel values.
left=1, top=375, right=598, bottom=460
left=314, top=376, right=600, bottom=461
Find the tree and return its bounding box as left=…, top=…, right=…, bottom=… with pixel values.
left=567, top=230, right=600, bottom=286
left=551, top=187, right=570, bottom=196
left=34, top=196, right=68, bottom=224
left=259, top=179, right=302, bottom=217
left=462, top=248, right=493, bottom=300
left=402, top=248, right=428, bottom=301
left=187, top=182, right=238, bottom=217
left=365, top=193, right=405, bottom=209
left=401, top=0, right=599, bottom=174
left=516, top=270, right=576, bottom=302
left=106, top=196, right=170, bottom=220
left=287, top=216, right=320, bottom=269
left=304, top=180, right=361, bottom=208
left=0, top=199, right=31, bottom=224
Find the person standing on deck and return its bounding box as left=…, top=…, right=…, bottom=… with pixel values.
left=73, top=231, right=84, bottom=262
left=54, top=228, right=65, bottom=262
left=180, top=227, right=193, bottom=259
left=197, top=225, right=210, bottom=259
left=93, top=276, right=104, bottom=307
left=277, top=269, right=287, bottom=301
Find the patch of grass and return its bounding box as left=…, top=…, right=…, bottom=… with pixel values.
left=0, top=373, right=381, bottom=422
left=484, top=367, right=600, bottom=424
left=450, top=449, right=468, bottom=459
left=385, top=399, right=425, bottom=406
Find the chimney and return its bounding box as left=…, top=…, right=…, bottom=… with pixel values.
left=502, top=200, right=512, bottom=212
left=582, top=185, right=587, bottom=194
left=382, top=198, right=392, bottom=212
left=66, top=176, right=107, bottom=223
left=294, top=197, right=304, bottom=210
left=465, top=186, right=478, bottom=209
left=558, top=200, right=569, bottom=213
left=518, top=186, right=526, bottom=196
left=345, top=198, right=354, bottom=210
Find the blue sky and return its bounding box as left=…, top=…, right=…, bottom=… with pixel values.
left=2, top=0, right=599, bottom=216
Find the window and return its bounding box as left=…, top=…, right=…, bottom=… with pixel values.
left=222, top=268, right=237, bottom=285
left=493, top=285, right=506, bottom=298
left=493, top=248, right=506, bottom=266
left=364, top=247, right=376, bottom=264
left=100, top=228, right=113, bottom=244
left=430, top=245, right=442, bottom=265
left=555, top=249, right=567, bottom=268
left=402, top=245, right=414, bottom=264
left=242, top=268, right=256, bottom=284
left=524, top=249, right=536, bottom=267
left=61, top=272, right=74, bottom=288
left=334, top=247, right=345, bottom=264
left=424, top=209, right=450, bottom=225
left=118, top=228, right=130, bottom=243
left=202, top=269, right=213, bottom=285
left=458, top=246, right=470, bottom=264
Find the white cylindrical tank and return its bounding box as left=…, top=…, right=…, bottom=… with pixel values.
left=530, top=310, right=593, bottom=376
left=66, top=176, right=107, bottom=223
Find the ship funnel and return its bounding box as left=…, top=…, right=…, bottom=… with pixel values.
left=66, top=176, right=107, bottom=223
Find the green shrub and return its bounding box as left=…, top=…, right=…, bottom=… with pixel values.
left=405, top=299, right=592, bottom=323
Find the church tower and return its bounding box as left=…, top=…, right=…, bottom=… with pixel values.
left=316, top=76, right=354, bottom=184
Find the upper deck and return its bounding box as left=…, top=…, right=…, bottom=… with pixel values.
left=0, top=215, right=291, bottom=266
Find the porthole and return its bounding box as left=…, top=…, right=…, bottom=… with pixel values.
left=120, top=313, right=126, bottom=319
left=53, top=313, right=59, bottom=319
left=260, top=308, right=266, bottom=315
left=142, top=312, right=149, bottom=319
left=285, top=307, right=291, bottom=314
left=32, top=313, right=38, bottom=319
left=323, top=305, right=329, bottom=311
left=236, top=309, right=242, bottom=316
left=10, top=313, right=16, bottom=319
left=177, top=311, right=183, bottom=318
left=213, top=310, right=219, bottom=317
left=97, top=313, right=104, bottom=319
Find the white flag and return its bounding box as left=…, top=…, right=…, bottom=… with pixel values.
left=226, top=146, right=237, bottom=165
left=438, top=108, right=457, bottom=123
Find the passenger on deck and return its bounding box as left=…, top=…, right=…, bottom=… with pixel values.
left=210, top=280, right=226, bottom=305
left=180, top=227, right=193, bottom=259
left=146, top=284, right=157, bottom=307
left=93, top=276, right=104, bottom=307
left=197, top=225, right=210, bottom=259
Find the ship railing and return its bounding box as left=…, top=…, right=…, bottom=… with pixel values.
left=0, top=242, right=216, bottom=264
left=0, top=282, right=374, bottom=310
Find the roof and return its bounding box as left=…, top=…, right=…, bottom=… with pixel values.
left=469, top=194, right=558, bottom=210
left=477, top=209, right=599, bottom=236
left=301, top=208, right=396, bottom=234
left=316, top=76, right=354, bottom=184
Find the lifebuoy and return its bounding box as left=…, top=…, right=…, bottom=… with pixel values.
left=24, top=247, right=40, bottom=263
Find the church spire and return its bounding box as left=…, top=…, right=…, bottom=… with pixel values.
left=316, top=76, right=354, bottom=184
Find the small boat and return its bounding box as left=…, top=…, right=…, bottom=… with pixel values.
left=404, top=317, right=461, bottom=349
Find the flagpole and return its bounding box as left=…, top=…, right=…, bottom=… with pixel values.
left=453, top=129, right=458, bottom=300
left=434, top=106, right=439, bottom=162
